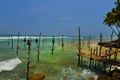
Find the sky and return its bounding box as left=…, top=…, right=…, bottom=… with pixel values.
left=0, top=0, right=116, bottom=36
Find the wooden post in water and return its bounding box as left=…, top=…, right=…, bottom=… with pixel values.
left=11, top=34, right=14, bottom=49
left=99, top=33, right=102, bottom=56
left=37, top=32, right=41, bottom=62
left=16, top=31, right=20, bottom=55
left=103, top=50, right=107, bottom=72
left=23, top=36, right=27, bottom=48
left=87, top=35, right=91, bottom=50
left=26, top=39, right=31, bottom=80
left=92, top=49, right=95, bottom=68
left=89, top=48, right=92, bottom=69
left=94, top=47, right=98, bottom=69
left=98, top=33, right=102, bottom=67
left=51, top=36, right=55, bottom=55
left=108, top=31, right=114, bottom=71
left=61, top=35, right=64, bottom=51
left=77, top=27, right=81, bottom=66
left=8, top=35, right=10, bottom=46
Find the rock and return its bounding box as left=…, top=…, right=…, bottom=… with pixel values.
left=29, top=73, right=45, bottom=80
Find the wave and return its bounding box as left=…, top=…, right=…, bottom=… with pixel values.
left=59, top=66, right=98, bottom=80
left=0, top=57, right=22, bottom=72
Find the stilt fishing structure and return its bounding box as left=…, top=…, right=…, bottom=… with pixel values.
left=23, top=36, right=27, bottom=48
left=11, top=34, right=13, bottom=49
left=51, top=36, right=55, bottom=55
left=35, top=32, right=41, bottom=62
left=16, top=31, right=20, bottom=55
left=8, top=35, right=10, bottom=46
left=77, top=28, right=120, bottom=72
left=61, top=35, right=64, bottom=51
left=77, top=27, right=81, bottom=66
left=27, top=39, right=31, bottom=80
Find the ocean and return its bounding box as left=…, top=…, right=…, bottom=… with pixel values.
left=0, top=35, right=113, bottom=80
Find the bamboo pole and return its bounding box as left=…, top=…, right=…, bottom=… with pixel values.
left=11, top=34, right=14, bottom=49
left=89, top=48, right=92, bottom=68
left=23, top=36, right=27, bottom=48
left=51, top=36, right=55, bottom=55
left=94, top=47, right=98, bottom=69
left=61, top=35, right=64, bottom=51
left=26, top=39, right=31, bottom=80
left=92, top=49, right=95, bottom=68
left=103, top=50, right=107, bottom=72
left=58, top=34, right=60, bottom=45
left=8, top=35, right=10, bottom=46
left=98, top=33, right=102, bottom=67
left=16, top=31, right=20, bottom=55
left=77, top=27, right=81, bottom=66
left=99, top=33, right=102, bottom=56
left=37, top=32, right=41, bottom=62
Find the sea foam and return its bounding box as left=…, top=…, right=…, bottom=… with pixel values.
left=0, top=57, right=22, bottom=72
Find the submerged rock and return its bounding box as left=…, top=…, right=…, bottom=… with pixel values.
left=29, top=73, right=45, bottom=80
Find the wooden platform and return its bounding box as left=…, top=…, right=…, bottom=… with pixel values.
left=77, top=49, right=120, bottom=67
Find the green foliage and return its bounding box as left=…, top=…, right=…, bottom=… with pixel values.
left=103, top=0, right=120, bottom=36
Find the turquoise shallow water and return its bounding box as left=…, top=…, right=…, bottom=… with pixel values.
left=0, top=35, right=102, bottom=80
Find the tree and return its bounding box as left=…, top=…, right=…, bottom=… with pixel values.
left=103, top=0, right=120, bottom=38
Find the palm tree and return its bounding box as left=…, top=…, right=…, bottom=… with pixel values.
left=103, top=0, right=120, bottom=39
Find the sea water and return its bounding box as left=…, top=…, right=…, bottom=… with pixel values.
left=0, top=35, right=112, bottom=80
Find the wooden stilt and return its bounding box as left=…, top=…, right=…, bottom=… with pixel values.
left=94, top=47, right=98, bottom=69
left=92, top=49, right=95, bottom=68
left=16, top=31, right=20, bottom=55
left=89, top=48, right=92, bottom=68
left=98, top=33, right=102, bottom=67
left=51, top=36, right=55, bottom=55
left=103, top=50, right=107, bottom=72
left=37, top=32, right=41, bottom=62
left=11, top=34, right=14, bottom=49
left=77, top=27, right=81, bottom=66
left=87, top=35, right=91, bottom=50
left=27, top=39, right=31, bottom=80
left=8, top=35, right=10, bottom=46
left=61, top=35, right=64, bottom=51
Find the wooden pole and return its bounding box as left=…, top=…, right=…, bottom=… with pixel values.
left=61, top=35, right=64, bottom=51
left=92, top=49, right=95, bottom=68
left=99, top=33, right=102, bottom=56
left=51, top=36, right=55, bottom=55
left=8, top=35, right=10, bottom=46
left=27, top=40, right=31, bottom=80
left=23, top=36, right=27, bottom=48
left=87, top=35, right=91, bottom=50
left=58, top=34, right=60, bottom=45
left=103, top=50, right=107, bottom=72
left=11, top=34, right=14, bottom=49
left=37, top=32, right=41, bottom=62
left=77, top=27, right=81, bottom=66
left=89, top=48, right=92, bottom=68
left=94, top=47, right=98, bottom=69
left=16, top=31, right=20, bottom=55
left=98, top=33, right=102, bottom=67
